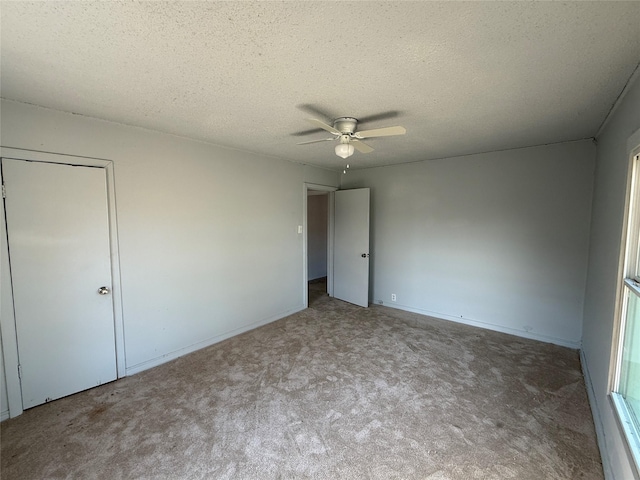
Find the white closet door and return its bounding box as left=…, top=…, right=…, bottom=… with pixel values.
left=3, top=158, right=117, bottom=409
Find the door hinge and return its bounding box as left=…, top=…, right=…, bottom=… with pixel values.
left=1, top=184, right=5, bottom=199
left=17, top=364, right=22, bottom=379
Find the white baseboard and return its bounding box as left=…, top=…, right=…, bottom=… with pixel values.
left=1, top=409, right=9, bottom=422
left=376, top=301, right=581, bottom=349
left=125, top=305, right=306, bottom=376
left=580, top=349, right=614, bottom=479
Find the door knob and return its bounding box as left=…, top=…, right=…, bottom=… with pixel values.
left=97, top=286, right=110, bottom=295
left=361, top=253, right=369, bottom=258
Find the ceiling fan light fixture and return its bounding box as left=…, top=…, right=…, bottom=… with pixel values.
left=335, top=143, right=354, bottom=159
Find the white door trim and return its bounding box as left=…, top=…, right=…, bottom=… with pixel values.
left=0, top=147, right=125, bottom=418
left=303, top=183, right=337, bottom=308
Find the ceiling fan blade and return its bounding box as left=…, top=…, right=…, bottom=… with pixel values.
left=296, top=103, right=337, bottom=121
left=352, top=139, right=374, bottom=153
left=291, top=127, right=325, bottom=137
left=355, top=125, right=406, bottom=138
left=306, top=118, right=341, bottom=135
left=357, top=110, right=402, bottom=125
left=296, top=137, right=335, bottom=145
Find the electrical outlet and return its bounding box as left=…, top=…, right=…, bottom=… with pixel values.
left=391, top=293, right=396, bottom=302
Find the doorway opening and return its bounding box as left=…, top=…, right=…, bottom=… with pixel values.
left=303, top=184, right=371, bottom=308
left=307, top=190, right=329, bottom=305
left=303, top=183, right=336, bottom=308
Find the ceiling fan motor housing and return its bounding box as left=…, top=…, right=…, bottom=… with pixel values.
left=333, top=117, right=358, bottom=135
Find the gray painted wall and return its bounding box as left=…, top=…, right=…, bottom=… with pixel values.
left=307, top=194, right=328, bottom=281
left=0, top=100, right=339, bottom=413
left=341, top=140, right=595, bottom=347
left=582, top=74, right=640, bottom=480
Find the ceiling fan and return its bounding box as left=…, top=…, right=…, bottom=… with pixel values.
left=296, top=117, right=406, bottom=159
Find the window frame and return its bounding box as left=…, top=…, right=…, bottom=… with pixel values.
left=611, top=146, right=640, bottom=475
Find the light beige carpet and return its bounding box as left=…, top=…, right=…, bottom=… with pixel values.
left=1, top=280, right=603, bottom=479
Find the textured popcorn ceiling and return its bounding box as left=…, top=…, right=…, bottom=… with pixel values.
left=1, top=1, right=639, bottom=171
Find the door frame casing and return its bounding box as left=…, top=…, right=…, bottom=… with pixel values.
left=303, top=183, right=337, bottom=307
left=0, top=147, right=125, bottom=418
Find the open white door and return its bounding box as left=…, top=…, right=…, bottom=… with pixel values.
left=3, top=159, right=117, bottom=409
left=334, top=188, right=370, bottom=307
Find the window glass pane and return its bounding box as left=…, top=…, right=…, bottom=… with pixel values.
left=634, top=158, right=640, bottom=279
left=620, top=287, right=640, bottom=430
left=634, top=214, right=640, bottom=279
